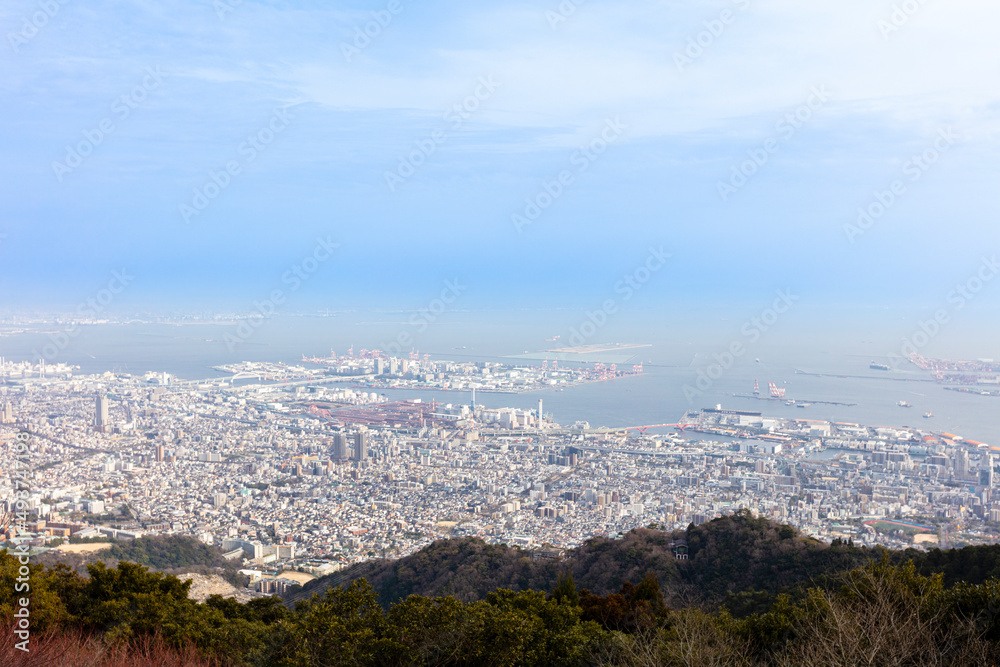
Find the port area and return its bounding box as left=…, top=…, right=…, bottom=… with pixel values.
left=908, top=353, right=1000, bottom=385
left=731, top=393, right=857, bottom=407
left=217, top=351, right=650, bottom=395
left=794, top=369, right=935, bottom=383
left=508, top=343, right=652, bottom=365
left=945, top=386, right=1000, bottom=398
left=544, top=343, right=652, bottom=355
left=805, top=354, right=1000, bottom=389
left=676, top=406, right=990, bottom=449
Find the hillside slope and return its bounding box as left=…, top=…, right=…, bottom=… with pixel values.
left=290, top=511, right=1000, bottom=614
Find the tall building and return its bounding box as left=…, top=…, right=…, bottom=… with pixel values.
left=374, top=358, right=386, bottom=375
left=981, top=455, right=995, bottom=488
left=155, top=444, right=165, bottom=462
left=353, top=431, right=367, bottom=461
left=1, top=401, right=13, bottom=424
left=95, top=394, right=109, bottom=431
left=332, top=432, right=348, bottom=460
left=955, top=449, right=970, bottom=479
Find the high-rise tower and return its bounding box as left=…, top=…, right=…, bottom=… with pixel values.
left=981, top=455, right=994, bottom=488
left=353, top=432, right=367, bottom=461
left=332, top=432, right=349, bottom=460
left=95, top=394, right=109, bottom=431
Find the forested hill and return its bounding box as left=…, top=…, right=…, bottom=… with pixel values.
left=288, top=511, right=1000, bottom=612
left=9, top=512, right=1000, bottom=665
left=34, top=534, right=245, bottom=586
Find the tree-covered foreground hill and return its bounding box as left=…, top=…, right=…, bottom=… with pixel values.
left=290, top=510, right=1000, bottom=614
left=6, top=512, right=1000, bottom=665
left=31, top=533, right=247, bottom=587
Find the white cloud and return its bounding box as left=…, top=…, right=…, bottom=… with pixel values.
left=281, top=0, right=1000, bottom=146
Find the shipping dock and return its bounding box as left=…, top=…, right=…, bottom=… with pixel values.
left=732, top=379, right=857, bottom=407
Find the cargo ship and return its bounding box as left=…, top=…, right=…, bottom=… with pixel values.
left=870, top=362, right=891, bottom=371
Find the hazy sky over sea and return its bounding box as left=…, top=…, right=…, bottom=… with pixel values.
left=2, top=0, right=999, bottom=332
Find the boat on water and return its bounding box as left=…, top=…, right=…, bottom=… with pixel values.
left=923, top=411, right=933, bottom=418
left=796, top=403, right=812, bottom=408
left=898, top=400, right=912, bottom=407
left=870, top=362, right=891, bottom=371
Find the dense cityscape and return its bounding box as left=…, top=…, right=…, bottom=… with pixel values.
left=4, top=350, right=1000, bottom=598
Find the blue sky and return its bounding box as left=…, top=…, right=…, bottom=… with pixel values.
left=2, top=0, right=999, bottom=322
